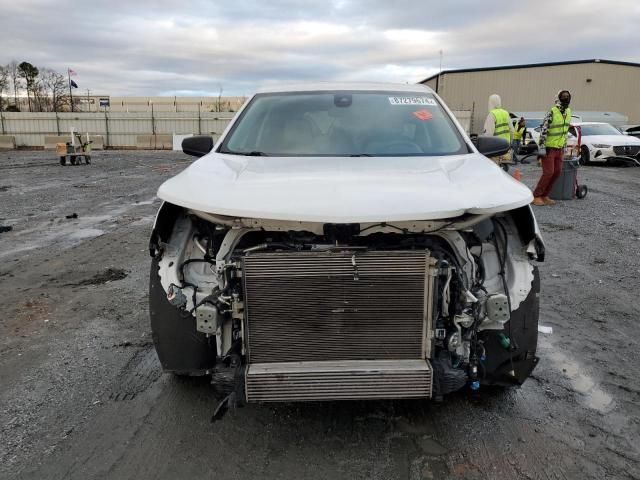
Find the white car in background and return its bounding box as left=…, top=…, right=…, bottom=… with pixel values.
left=571, top=122, right=640, bottom=165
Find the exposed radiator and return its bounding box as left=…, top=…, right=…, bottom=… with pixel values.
left=243, top=250, right=436, bottom=364
left=246, top=360, right=432, bottom=402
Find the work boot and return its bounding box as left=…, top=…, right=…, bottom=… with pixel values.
left=532, top=197, right=545, bottom=206
left=543, top=197, right=556, bottom=205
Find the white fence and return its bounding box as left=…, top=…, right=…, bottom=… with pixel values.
left=0, top=109, right=473, bottom=148
left=0, top=111, right=236, bottom=148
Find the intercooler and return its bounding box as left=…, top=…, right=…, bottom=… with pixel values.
left=242, top=250, right=436, bottom=402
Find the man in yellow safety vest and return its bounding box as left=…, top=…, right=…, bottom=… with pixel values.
left=532, top=90, right=572, bottom=206
left=483, top=94, right=514, bottom=167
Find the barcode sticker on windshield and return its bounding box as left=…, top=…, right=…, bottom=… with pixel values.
left=388, top=97, right=437, bottom=106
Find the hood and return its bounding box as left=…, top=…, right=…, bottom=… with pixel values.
left=157, top=153, right=534, bottom=223
left=488, top=94, right=502, bottom=111
left=584, top=135, right=640, bottom=145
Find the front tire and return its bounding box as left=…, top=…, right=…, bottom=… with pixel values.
left=149, top=257, right=217, bottom=375
left=479, top=267, right=540, bottom=387
left=580, top=146, right=590, bottom=165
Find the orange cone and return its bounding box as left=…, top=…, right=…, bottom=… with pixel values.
left=513, top=169, right=522, bottom=181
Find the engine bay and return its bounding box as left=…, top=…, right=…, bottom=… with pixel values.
left=149, top=204, right=541, bottom=402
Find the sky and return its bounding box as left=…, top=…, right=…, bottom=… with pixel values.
left=1, top=0, right=639, bottom=97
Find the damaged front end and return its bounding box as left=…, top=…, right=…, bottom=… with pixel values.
left=148, top=202, right=544, bottom=405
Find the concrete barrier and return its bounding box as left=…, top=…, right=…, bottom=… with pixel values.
left=136, top=134, right=173, bottom=150
left=44, top=135, right=105, bottom=150
left=90, top=136, right=105, bottom=150
left=0, top=135, right=16, bottom=150
left=156, top=134, right=172, bottom=150
left=136, top=135, right=153, bottom=149
left=44, top=136, right=71, bottom=150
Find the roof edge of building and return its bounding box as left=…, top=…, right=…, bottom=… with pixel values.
left=419, top=59, right=640, bottom=84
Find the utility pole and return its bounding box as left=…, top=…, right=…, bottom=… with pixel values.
left=68, top=68, right=74, bottom=112
left=437, top=49, right=443, bottom=95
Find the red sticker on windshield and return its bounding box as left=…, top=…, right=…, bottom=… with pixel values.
left=412, top=109, right=433, bottom=121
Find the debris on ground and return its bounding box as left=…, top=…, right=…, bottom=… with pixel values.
left=65, top=213, right=79, bottom=219
left=66, top=268, right=128, bottom=286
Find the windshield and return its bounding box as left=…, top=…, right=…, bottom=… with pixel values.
left=580, top=124, right=622, bottom=136
left=220, top=91, right=469, bottom=156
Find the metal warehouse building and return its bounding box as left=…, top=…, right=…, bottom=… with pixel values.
left=420, top=59, right=640, bottom=133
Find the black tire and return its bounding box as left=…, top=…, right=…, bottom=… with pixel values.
left=70, top=156, right=77, bottom=165
left=59, top=156, right=66, bottom=166
left=479, top=267, right=540, bottom=387
left=576, top=184, right=588, bottom=199
left=149, top=258, right=216, bottom=375
left=580, top=146, right=590, bottom=166
left=85, top=156, right=91, bottom=164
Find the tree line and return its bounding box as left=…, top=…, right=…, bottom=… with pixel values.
left=0, top=60, right=71, bottom=112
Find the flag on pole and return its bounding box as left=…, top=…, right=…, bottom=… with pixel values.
left=70, top=79, right=78, bottom=88
left=68, top=69, right=77, bottom=76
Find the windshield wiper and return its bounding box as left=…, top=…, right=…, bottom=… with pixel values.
left=239, top=151, right=268, bottom=156
left=219, top=150, right=269, bottom=156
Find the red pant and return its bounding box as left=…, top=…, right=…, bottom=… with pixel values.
left=533, top=147, right=563, bottom=197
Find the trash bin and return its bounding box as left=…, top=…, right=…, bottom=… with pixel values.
left=549, top=159, right=579, bottom=200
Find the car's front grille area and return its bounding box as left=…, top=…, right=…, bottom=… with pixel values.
left=242, top=250, right=435, bottom=363
left=245, top=360, right=432, bottom=402
left=613, top=145, right=640, bottom=156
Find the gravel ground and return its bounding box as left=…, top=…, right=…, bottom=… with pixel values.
left=0, top=150, right=639, bottom=480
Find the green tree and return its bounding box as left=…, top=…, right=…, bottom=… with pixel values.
left=18, top=61, right=39, bottom=112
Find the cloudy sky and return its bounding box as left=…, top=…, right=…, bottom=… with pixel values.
left=1, top=0, right=639, bottom=96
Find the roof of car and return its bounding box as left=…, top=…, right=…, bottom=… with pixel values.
left=254, top=82, right=435, bottom=94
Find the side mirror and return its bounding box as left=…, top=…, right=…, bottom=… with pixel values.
left=474, top=135, right=511, bottom=157
left=182, top=135, right=214, bottom=157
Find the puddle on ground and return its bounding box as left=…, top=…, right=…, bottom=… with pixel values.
left=416, top=437, right=448, bottom=456
left=542, top=341, right=614, bottom=413
left=0, top=202, right=145, bottom=260
left=68, top=228, right=104, bottom=240
left=132, top=197, right=157, bottom=206
left=130, top=216, right=155, bottom=227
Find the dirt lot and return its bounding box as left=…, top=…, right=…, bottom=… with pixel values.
left=1, top=150, right=639, bottom=480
